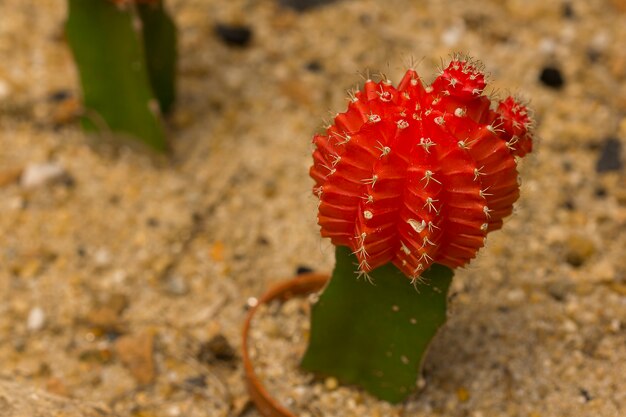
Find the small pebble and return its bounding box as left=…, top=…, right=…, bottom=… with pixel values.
left=197, top=334, right=236, bottom=364
left=586, top=48, right=602, bottom=63
left=146, top=217, right=159, bottom=227
left=94, top=248, right=112, bottom=267
left=162, top=275, right=189, bottom=296
left=539, top=65, right=565, bottom=89
left=324, top=377, right=338, bottom=390
left=594, top=187, right=607, bottom=198
left=456, top=387, right=470, bottom=402
left=48, top=89, right=72, bottom=102
left=579, top=387, right=593, bottom=402
left=166, top=405, right=182, bottom=417
left=184, top=375, right=207, bottom=388
left=20, top=162, right=68, bottom=189
left=441, top=23, right=465, bottom=46
left=45, top=377, right=69, bottom=397
left=114, top=331, right=156, bottom=385
left=561, top=2, right=574, bottom=19
left=27, top=307, right=46, bottom=331
left=595, top=137, right=623, bottom=173
left=296, top=265, right=314, bottom=275
left=545, top=280, right=572, bottom=302
left=564, top=235, right=596, bottom=267
left=85, top=307, right=121, bottom=332
left=210, top=241, right=225, bottom=262
left=609, top=319, right=621, bottom=332
left=277, top=0, right=338, bottom=12
left=561, top=199, right=575, bottom=210
left=506, top=288, right=526, bottom=302
left=305, top=60, right=323, bottom=72
left=215, top=23, right=252, bottom=47
left=563, top=319, right=578, bottom=332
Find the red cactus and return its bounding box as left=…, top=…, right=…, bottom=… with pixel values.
left=310, top=58, right=534, bottom=281
left=496, top=96, right=534, bottom=158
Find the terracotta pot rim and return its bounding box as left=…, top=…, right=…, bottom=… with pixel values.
left=242, top=272, right=330, bottom=417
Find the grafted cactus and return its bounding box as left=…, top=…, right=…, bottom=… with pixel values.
left=302, top=57, right=534, bottom=403
left=66, top=0, right=176, bottom=151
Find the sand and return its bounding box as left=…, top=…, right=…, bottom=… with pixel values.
left=1, top=0, right=625, bottom=416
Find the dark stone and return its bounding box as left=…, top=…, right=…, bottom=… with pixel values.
left=60, top=174, right=76, bottom=188
left=296, top=265, right=314, bottom=275
left=359, top=13, right=373, bottom=25
left=579, top=388, right=592, bottom=402
left=595, top=137, right=623, bottom=173
left=561, top=161, right=574, bottom=172
left=594, top=186, right=607, bottom=198
left=562, top=160, right=573, bottom=172
left=586, top=48, right=602, bottom=63
left=278, top=0, right=338, bottom=12
left=305, top=60, right=323, bottom=72
left=146, top=217, right=159, bottom=227
left=48, top=90, right=72, bottom=102
left=564, top=236, right=595, bottom=267
left=561, top=199, right=575, bottom=211
left=546, top=281, right=572, bottom=302
left=214, top=23, right=252, bottom=47
left=539, top=66, right=565, bottom=89
left=184, top=375, right=207, bottom=388
left=463, top=12, right=489, bottom=31
left=562, top=2, right=574, bottom=19
left=586, top=140, right=603, bottom=151
left=197, top=334, right=236, bottom=364
left=105, top=330, right=123, bottom=342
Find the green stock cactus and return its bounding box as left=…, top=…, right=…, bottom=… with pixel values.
left=66, top=0, right=177, bottom=151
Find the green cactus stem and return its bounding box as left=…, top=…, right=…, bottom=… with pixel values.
left=301, top=245, right=453, bottom=403
left=137, top=0, right=177, bottom=114
left=66, top=0, right=176, bottom=151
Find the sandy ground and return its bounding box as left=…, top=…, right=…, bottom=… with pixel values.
left=1, top=0, right=626, bottom=416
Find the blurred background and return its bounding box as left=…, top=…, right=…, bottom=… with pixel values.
left=0, top=0, right=625, bottom=416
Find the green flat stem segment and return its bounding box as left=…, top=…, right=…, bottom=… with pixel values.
left=301, top=246, right=453, bottom=403
left=138, top=0, right=177, bottom=114
left=66, top=0, right=168, bottom=151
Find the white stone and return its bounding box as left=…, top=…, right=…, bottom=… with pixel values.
left=94, top=248, right=112, bottom=267
left=20, top=162, right=66, bottom=189
left=441, top=21, right=465, bottom=46
left=27, top=307, right=46, bottom=331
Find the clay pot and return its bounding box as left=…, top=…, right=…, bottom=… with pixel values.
left=242, top=273, right=329, bottom=417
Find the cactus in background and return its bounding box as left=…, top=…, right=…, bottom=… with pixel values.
left=137, top=0, right=176, bottom=114
left=66, top=0, right=177, bottom=151
left=302, top=57, right=535, bottom=403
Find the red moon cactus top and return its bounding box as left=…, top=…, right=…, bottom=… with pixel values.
left=310, top=58, right=534, bottom=280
